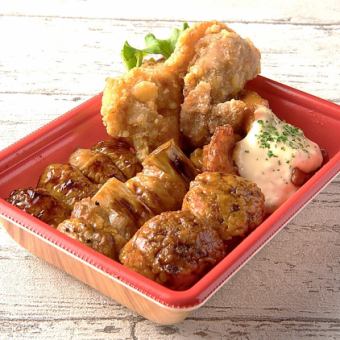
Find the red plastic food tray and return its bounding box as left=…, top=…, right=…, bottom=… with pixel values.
left=0, top=76, right=339, bottom=324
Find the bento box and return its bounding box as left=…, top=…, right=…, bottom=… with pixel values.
left=0, top=75, right=339, bottom=324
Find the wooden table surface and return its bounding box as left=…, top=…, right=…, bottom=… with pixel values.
left=0, top=1, right=339, bottom=339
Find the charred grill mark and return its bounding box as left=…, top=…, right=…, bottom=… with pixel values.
left=168, top=151, right=197, bottom=184
left=115, top=198, right=139, bottom=224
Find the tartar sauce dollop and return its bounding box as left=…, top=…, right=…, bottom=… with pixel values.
left=233, top=106, right=323, bottom=213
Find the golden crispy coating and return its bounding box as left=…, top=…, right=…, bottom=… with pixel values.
left=119, top=210, right=225, bottom=290
left=181, top=94, right=249, bottom=148
left=238, top=90, right=269, bottom=131
left=208, top=100, right=249, bottom=136
left=183, top=27, right=260, bottom=103
left=190, top=148, right=203, bottom=172
left=7, top=188, right=71, bottom=228
left=38, top=164, right=98, bottom=210
left=182, top=172, right=265, bottom=242
left=101, top=62, right=182, bottom=161
left=58, top=218, right=116, bottom=259
left=239, top=90, right=269, bottom=112
left=92, top=138, right=142, bottom=179
left=126, top=140, right=197, bottom=214
left=69, top=149, right=126, bottom=183
left=93, top=177, right=153, bottom=238
left=203, top=125, right=236, bottom=174
left=166, top=21, right=233, bottom=76
left=178, top=22, right=260, bottom=148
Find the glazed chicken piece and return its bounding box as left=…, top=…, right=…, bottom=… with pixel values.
left=202, top=125, right=237, bottom=174
left=101, top=61, right=182, bottom=161
left=7, top=188, right=71, bottom=227
left=120, top=210, right=225, bottom=290
left=182, top=172, right=265, bottom=242
left=57, top=178, right=154, bottom=259
left=38, top=164, right=98, bottom=210
left=58, top=217, right=116, bottom=259
left=58, top=198, right=128, bottom=259
left=126, top=140, right=197, bottom=214
left=69, top=149, right=126, bottom=184
left=92, top=138, right=142, bottom=179
left=178, top=22, right=261, bottom=148
left=92, top=177, right=153, bottom=239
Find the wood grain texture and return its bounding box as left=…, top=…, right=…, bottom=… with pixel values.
left=0, top=0, right=339, bottom=338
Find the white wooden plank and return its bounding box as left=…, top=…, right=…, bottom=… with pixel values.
left=135, top=318, right=340, bottom=340
left=0, top=0, right=339, bottom=24
left=0, top=94, right=89, bottom=149
left=0, top=17, right=339, bottom=102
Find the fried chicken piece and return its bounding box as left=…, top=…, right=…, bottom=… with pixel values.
left=239, top=90, right=269, bottom=112
left=126, top=140, right=197, bottom=214
left=58, top=218, right=116, bottom=259
left=101, top=62, right=182, bottom=161
left=38, top=164, right=98, bottom=210
left=238, top=90, right=269, bottom=131
left=203, top=125, right=236, bottom=174
left=119, top=211, right=225, bottom=290
left=69, top=149, right=126, bottom=184
left=92, top=138, right=142, bottom=179
left=7, top=188, right=71, bottom=227
left=177, top=22, right=260, bottom=148
left=190, top=148, right=203, bottom=172
left=182, top=172, right=265, bottom=242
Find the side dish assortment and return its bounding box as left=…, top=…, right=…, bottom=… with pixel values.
left=7, top=21, right=325, bottom=290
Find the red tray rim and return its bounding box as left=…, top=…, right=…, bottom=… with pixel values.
left=0, top=75, right=339, bottom=310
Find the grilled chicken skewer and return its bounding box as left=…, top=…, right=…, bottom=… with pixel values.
left=6, top=188, right=71, bottom=228
left=57, top=140, right=197, bottom=259
left=7, top=138, right=142, bottom=223
left=126, top=140, right=197, bottom=214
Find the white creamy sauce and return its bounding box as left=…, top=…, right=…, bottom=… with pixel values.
left=233, top=106, right=323, bottom=213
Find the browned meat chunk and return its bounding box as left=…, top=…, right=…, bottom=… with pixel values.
left=182, top=172, right=265, bottom=242
left=38, top=164, right=98, bottom=210
left=92, top=177, right=154, bottom=240
left=126, top=140, right=197, bottom=214
left=7, top=187, right=70, bottom=227
left=69, top=149, right=125, bottom=183
left=92, top=138, right=142, bottom=179
left=203, top=125, right=236, bottom=174
left=58, top=218, right=116, bottom=259
left=120, top=210, right=225, bottom=290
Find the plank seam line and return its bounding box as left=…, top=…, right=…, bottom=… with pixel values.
left=0, top=14, right=339, bottom=26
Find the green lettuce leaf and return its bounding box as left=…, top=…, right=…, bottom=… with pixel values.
left=121, top=22, right=189, bottom=70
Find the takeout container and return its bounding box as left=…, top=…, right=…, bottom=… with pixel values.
left=0, top=76, right=339, bottom=324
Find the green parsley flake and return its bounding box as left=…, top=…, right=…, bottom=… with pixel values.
left=256, top=117, right=311, bottom=158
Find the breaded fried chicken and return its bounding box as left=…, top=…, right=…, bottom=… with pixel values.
left=101, top=61, right=182, bottom=161
left=102, top=21, right=261, bottom=158
left=179, top=22, right=261, bottom=147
